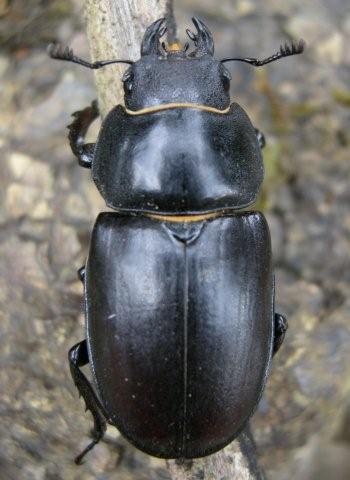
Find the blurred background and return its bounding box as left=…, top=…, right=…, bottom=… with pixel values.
left=0, top=0, right=349, bottom=479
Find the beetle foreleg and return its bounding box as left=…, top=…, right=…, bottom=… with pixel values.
left=254, top=128, right=266, bottom=149
left=67, top=101, right=99, bottom=168
left=68, top=340, right=107, bottom=464
left=273, top=313, right=288, bottom=355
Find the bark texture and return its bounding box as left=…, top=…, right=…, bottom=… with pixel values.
left=166, top=429, right=265, bottom=479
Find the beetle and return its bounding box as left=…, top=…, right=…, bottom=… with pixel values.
left=49, top=17, right=304, bottom=464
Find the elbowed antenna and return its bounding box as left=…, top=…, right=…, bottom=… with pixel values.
left=221, top=39, right=305, bottom=66
left=47, top=43, right=133, bottom=69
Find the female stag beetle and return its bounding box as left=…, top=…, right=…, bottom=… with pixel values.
left=49, top=17, right=304, bottom=464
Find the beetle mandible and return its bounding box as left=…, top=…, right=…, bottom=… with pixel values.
left=49, top=17, right=304, bottom=464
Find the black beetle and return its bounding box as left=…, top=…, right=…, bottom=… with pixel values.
left=49, top=17, right=304, bottom=463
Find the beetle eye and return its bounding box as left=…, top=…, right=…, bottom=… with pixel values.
left=221, top=71, right=231, bottom=92
left=222, top=72, right=231, bottom=92
left=122, top=71, right=133, bottom=94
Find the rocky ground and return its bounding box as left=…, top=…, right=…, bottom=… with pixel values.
left=0, top=0, right=349, bottom=479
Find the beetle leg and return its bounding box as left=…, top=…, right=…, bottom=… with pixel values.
left=67, top=100, right=99, bottom=168
left=273, top=313, right=288, bottom=355
left=254, top=128, right=266, bottom=149
left=68, top=340, right=107, bottom=464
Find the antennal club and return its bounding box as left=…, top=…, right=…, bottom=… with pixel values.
left=47, top=43, right=133, bottom=69
left=221, top=39, right=305, bottom=66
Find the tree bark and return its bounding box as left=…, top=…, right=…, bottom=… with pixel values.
left=167, top=428, right=265, bottom=480
left=84, top=2, right=265, bottom=479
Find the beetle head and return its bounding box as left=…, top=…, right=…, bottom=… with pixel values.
left=49, top=17, right=304, bottom=108
left=123, top=17, right=232, bottom=111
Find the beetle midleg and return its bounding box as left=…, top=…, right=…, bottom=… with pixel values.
left=273, top=313, right=288, bottom=355
left=68, top=340, right=107, bottom=464
left=67, top=100, right=99, bottom=168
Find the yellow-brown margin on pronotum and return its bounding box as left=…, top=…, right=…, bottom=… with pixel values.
left=124, top=103, right=230, bottom=116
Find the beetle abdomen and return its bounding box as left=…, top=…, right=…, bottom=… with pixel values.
left=92, top=103, right=263, bottom=215
left=85, top=212, right=273, bottom=458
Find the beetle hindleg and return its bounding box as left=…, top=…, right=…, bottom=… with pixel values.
left=254, top=128, right=266, bottom=149
left=273, top=313, right=288, bottom=355
left=67, top=101, right=99, bottom=168
left=68, top=340, right=107, bottom=464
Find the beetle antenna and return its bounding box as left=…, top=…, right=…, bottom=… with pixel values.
left=48, top=43, right=133, bottom=68
left=221, top=39, right=305, bottom=66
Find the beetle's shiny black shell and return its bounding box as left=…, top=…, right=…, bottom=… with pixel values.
left=92, top=103, right=263, bottom=214
left=85, top=212, right=274, bottom=458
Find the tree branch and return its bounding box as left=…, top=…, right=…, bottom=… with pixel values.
left=84, top=2, right=265, bottom=478
left=167, top=427, right=266, bottom=480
